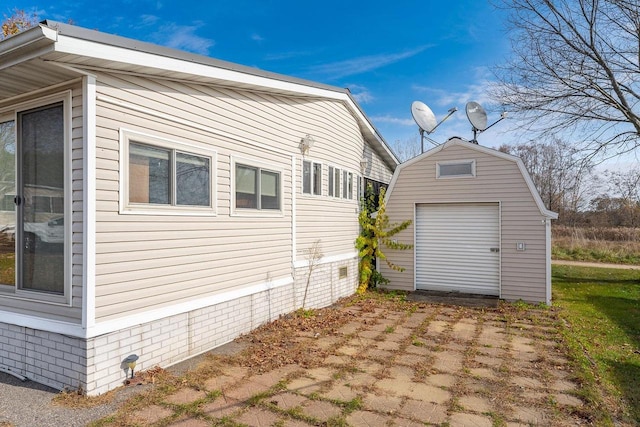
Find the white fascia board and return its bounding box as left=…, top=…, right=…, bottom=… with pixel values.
left=0, top=24, right=57, bottom=57
left=383, top=143, right=446, bottom=205
left=52, top=35, right=348, bottom=100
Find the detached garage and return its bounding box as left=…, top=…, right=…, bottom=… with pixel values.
left=380, top=137, right=557, bottom=304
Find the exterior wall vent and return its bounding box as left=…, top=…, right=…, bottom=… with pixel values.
left=338, top=266, right=348, bottom=279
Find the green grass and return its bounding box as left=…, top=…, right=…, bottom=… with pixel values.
left=553, top=265, right=640, bottom=424
left=552, top=245, right=640, bottom=265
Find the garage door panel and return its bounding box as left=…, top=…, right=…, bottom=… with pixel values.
left=416, top=203, right=500, bottom=295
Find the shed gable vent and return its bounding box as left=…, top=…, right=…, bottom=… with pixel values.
left=437, top=160, right=476, bottom=178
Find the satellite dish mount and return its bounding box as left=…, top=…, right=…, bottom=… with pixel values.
left=465, top=101, right=507, bottom=144
left=411, top=101, right=457, bottom=153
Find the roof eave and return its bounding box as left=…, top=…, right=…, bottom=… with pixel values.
left=0, top=23, right=57, bottom=69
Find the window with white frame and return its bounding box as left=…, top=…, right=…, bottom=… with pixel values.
left=302, top=160, right=322, bottom=195
left=436, top=160, right=476, bottom=178
left=348, top=172, right=353, bottom=199
left=342, top=170, right=348, bottom=198
left=235, top=163, right=281, bottom=211
left=328, top=166, right=335, bottom=197
left=333, top=167, right=341, bottom=198
left=125, top=134, right=213, bottom=211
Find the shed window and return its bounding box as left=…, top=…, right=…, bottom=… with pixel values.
left=437, top=160, right=476, bottom=178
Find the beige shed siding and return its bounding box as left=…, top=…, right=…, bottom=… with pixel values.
left=381, top=142, right=549, bottom=303
left=92, top=72, right=386, bottom=322
left=0, top=82, right=83, bottom=323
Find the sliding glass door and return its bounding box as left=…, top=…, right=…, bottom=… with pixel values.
left=18, top=103, right=65, bottom=294
left=0, top=119, right=15, bottom=287
left=0, top=102, right=65, bottom=295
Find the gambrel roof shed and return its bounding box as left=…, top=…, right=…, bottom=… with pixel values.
left=380, top=137, right=557, bottom=304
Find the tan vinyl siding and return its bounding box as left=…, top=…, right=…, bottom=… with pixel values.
left=363, top=145, right=393, bottom=183
left=0, top=82, right=83, bottom=323
left=94, top=72, right=391, bottom=322
left=382, top=142, right=549, bottom=302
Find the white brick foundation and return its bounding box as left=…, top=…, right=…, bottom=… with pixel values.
left=0, top=256, right=358, bottom=395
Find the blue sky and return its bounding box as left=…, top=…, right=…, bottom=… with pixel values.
left=7, top=0, right=515, bottom=157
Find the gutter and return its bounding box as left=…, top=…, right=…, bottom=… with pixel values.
left=0, top=23, right=57, bottom=56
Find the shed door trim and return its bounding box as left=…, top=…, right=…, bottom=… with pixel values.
left=414, top=202, right=500, bottom=296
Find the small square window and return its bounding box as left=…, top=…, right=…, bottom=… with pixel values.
left=437, top=160, right=476, bottom=178
left=338, top=266, right=348, bottom=279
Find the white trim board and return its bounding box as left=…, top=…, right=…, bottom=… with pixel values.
left=1, top=276, right=294, bottom=339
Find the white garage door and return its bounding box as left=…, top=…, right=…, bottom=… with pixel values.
left=416, top=203, right=500, bottom=295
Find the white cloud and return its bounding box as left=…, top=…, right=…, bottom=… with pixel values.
left=151, top=22, right=215, bottom=55
left=371, top=115, right=415, bottom=126
left=309, top=46, right=432, bottom=79
left=137, top=14, right=159, bottom=27
left=251, top=33, right=265, bottom=42
left=347, top=84, right=374, bottom=104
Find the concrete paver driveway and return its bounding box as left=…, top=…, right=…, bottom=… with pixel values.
left=1, top=294, right=588, bottom=426
left=121, top=295, right=586, bottom=426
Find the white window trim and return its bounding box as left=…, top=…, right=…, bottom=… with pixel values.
left=231, top=155, right=284, bottom=217
left=325, top=164, right=358, bottom=202
left=0, top=91, right=73, bottom=305
left=119, top=128, right=217, bottom=216
left=302, top=159, right=323, bottom=197
left=436, top=159, right=476, bottom=179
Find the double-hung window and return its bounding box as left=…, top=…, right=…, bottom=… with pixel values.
left=303, top=160, right=322, bottom=196
left=123, top=131, right=215, bottom=214
left=235, top=163, right=281, bottom=211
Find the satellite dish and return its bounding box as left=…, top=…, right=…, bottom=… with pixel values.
left=465, top=101, right=488, bottom=131
left=464, top=101, right=507, bottom=144
left=411, top=101, right=458, bottom=153
left=411, top=101, right=437, bottom=134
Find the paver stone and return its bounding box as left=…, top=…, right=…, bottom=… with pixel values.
left=449, top=412, right=494, bottom=426
left=399, top=399, right=447, bottom=423
left=235, top=407, right=280, bottom=427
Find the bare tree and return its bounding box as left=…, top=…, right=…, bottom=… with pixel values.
left=492, top=0, right=640, bottom=159
left=498, top=138, right=595, bottom=222
left=391, top=135, right=421, bottom=162
left=1, top=9, right=38, bottom=40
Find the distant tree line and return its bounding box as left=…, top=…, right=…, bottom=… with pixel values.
left=498, top=140, right=640, bottom=228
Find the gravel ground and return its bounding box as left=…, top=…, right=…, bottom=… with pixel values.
left=0, top=371, right=146, bottom=427
left=0, top=341, right=247, bottom=427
